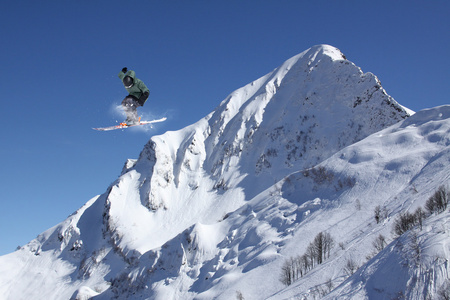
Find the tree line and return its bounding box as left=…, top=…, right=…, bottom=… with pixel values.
left=280, top=231, right=334, bottom=286
left=279, top=185, right=449, bottom=292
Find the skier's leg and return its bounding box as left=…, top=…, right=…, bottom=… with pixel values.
left=122, top=96, right=140, bottom=123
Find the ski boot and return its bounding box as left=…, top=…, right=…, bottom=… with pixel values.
left=120, top=117, right=141, bottom=126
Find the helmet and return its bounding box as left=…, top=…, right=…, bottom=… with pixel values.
left=123, top=76, right=134, bottom=88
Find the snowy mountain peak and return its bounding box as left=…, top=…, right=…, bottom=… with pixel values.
left=137, top=44, right=409, bottom=211
left=6, top=45, right=450, bottom=300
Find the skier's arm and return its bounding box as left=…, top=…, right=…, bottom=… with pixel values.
left=137, top=79, right=150, bottom=105
left=118, top=67, right=128, bottom=80
left=138, top=90, right=149, bottom=106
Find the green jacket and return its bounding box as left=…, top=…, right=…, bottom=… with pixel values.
left=118, top=70, right=150, bottom=102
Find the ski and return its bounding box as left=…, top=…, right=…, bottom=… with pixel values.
left=93, top=117, right=167, bottom=131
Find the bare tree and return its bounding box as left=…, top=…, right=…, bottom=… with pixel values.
left=374, top=205, right=389, bottom=224
left=323, top=232, right=334, bottom=260
left=344, top=258, right=359, bottom=277
left=426, top=185, right=449, bottom=214
left=374, top=205, right=381, bottom=224
left=312, top=232, right=334, bottom=264
left=414, top=207, right=425, bottom=230
left=355, top=199, right=361, bottom=211
left=381, top=206, right=389, bottom=220
left=437, top=185, right=449, bottom=211
left=297, top=254, right=308, bottom=277
left=236, top=290, right=244, bottom=300
left=313, top=232, right=325, bottom=264
left=306, top=243, right=316, bottom=269
left=394, top=211, right=418, bottom=236
left=425, top=195, right=437, bottom=215
left=372, top=234, right=387, bottom=252
left=280, top=257, right=296, bottom=286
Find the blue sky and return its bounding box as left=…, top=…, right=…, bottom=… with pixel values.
left=0, top=0, right=448, bottom=255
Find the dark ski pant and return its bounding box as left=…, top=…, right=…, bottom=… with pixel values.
left=122, top=95, right=141, bottom=122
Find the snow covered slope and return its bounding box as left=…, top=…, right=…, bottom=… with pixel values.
left=3, top=45, right=448, bottom=300
left=270, top=105, right=450, bottom=300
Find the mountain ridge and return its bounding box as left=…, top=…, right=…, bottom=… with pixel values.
left=136, top=44, right=409, bottom=208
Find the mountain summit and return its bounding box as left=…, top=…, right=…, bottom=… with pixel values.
left=4, top=45, right=449, bottom=300
left=140, top=44, right=409, bottom=209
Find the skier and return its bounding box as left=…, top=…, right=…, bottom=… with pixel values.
left=118, top=67, right=150, bottom=125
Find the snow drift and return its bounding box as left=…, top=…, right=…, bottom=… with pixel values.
left=1, top=45, right=449, bottom=300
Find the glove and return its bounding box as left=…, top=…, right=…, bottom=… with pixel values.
left=122, top=67, right=127, bottom=73
left=138, top=91, right=149, bottom=106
